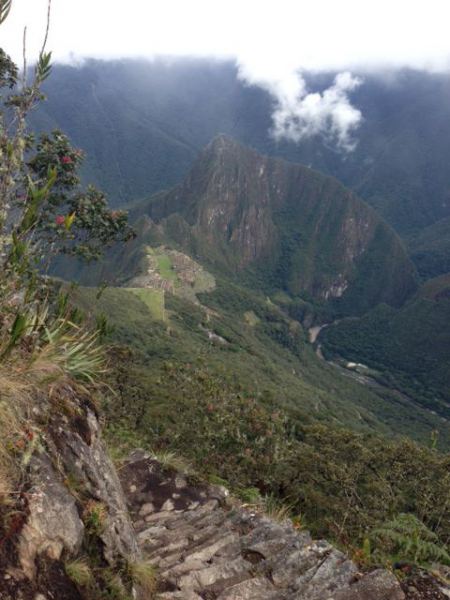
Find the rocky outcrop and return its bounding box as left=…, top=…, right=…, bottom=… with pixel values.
left=0, top=383, right=141, bottom=600
left=18, top=454, right=85, bottom=580
left=1, top=385, right=447, bottom=600
left=45, top=398, right=140, bottom=565
left=120, top=450, right=407, bottom=600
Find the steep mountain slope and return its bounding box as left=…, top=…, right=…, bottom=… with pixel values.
left=321, top=274, right=450, bottom=413
left=73, top=280, right=450, bottom=449
left=133, top=135, right=417, bottom=315
left=409, top=216, right=450, bottom=279
left=36, top=60, right=450, bottom=238
left=53, top=136, right=449, bottom=443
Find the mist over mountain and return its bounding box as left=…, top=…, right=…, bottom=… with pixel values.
left=36, top=59, right=450, bottom=237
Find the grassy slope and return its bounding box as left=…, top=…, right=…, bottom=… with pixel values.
left=72, top=281, right=450, bottom=450
left=126, top=288, right=165, bottom=321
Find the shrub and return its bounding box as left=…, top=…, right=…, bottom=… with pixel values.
left=370, top=513, right=450, bottom=567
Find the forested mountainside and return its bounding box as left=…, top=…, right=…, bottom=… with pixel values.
left=321, top=273, right=450, bottom=412
left=60, top=135, right=416, bottom=315
left=36, top=60, right=450, bottom=238
left=51, top=136, right=450, bottom=439
left=135, top=135, right=417, bottom=314
left=409, top=216, right=450, bottom=279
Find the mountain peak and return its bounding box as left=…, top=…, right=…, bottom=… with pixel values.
left=143, top=137, right=417, bottom=313
left=204, top=134, right=257, bottom=160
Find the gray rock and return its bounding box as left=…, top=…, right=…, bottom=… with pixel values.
left=333, top=569, right=406, bottom=600
left=139, top=502, right=155, bottom=516
left=18, top=454, right=84, bottom=579
left=216, top=577, right=277, bottom=599
left=50, top=409, right=140, bottom=565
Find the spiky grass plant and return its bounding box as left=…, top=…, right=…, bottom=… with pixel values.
left=262, top=493, right=294, bottom=523
left=129, top=560, right=157, bottom=597
left=31, top=318, right=107, bottom=383
left=0, top=369, right=31, bottom=499
left=65, top=557, right=94, bottom=588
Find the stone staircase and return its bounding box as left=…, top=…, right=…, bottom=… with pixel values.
left=120, top=450, right=406, bottom=599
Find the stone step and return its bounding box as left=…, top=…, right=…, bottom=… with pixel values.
left=181, top=531, right=239, bottom=564
left=177, top=556, right=252, bottom=591
left=165, top=501, right=224, bottom=531
left=145, top=536, right=192, bottom=562
left=215, top=577, right=279, bottom=600
left=157, top=591, right=203, bottom=600
left=121, top=454, right=406, bottom=600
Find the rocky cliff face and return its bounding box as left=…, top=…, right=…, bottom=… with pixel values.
left=0, top=382, right=141, bottom=600
left=142, top=135, right=417, bottom=314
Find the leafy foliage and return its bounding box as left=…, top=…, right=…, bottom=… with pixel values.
left=0, top=0, right=133, bottom=381
left=26, top=131, right=133, bottom=261
left=370, top=514, right=450, bottom=566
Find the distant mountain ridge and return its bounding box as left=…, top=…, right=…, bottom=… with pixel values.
left=36, top=60, right=450, bottom=234
left=131, top=135, right=417, bottom=315
left=34, top=59, right=450, bottom=280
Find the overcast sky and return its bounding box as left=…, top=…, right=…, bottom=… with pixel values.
left=3, top=0, right=450, bottom=70
left=2, top=0, right=450, bottom=147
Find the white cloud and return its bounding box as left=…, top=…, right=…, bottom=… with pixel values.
left=2, top=0, right=450, bottom=149
left=240, top=66, right=362, bottom=149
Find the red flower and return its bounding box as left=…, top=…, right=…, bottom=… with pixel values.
left=55, top=215, right=65, bottom=225
left=60, top=155, right=73, bottom=164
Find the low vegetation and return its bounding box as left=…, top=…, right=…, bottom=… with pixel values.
left=127, top=287, right=166, bottom=321
left=103, top=358, right=450, bottom=568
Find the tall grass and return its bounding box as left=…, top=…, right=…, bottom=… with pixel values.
left=31, top=318, right=107, bottom=383
left=0, top=369, right=31, bottom=499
